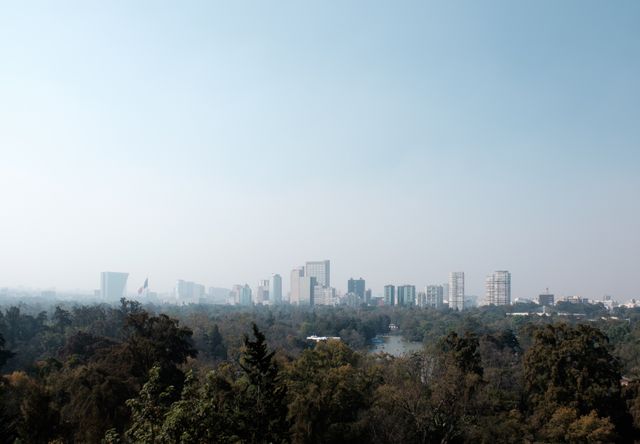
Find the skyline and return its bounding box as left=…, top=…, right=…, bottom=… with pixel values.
left=1, top=1, right=639, bottom=299
left=0, top=264, right=629, bottom=304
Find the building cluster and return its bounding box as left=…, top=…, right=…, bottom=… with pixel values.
left=93, top=265, right=630, bottom=311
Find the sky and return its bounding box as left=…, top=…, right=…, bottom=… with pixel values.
left=1, top=1, right=639, bottom=300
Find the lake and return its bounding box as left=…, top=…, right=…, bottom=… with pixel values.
left=369, top=335, right=424, bottom=357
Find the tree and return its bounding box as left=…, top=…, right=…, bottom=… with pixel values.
left=237, top=323, right=289, bottom=444
left=0, top=333, right=15, bottom=369
left=126, top=365, right=174, bottom=443
left=286, top=339, right=378, bottom=444
left=52, top=306, right=73, bottom=333
left=123, top=312, right=197, bottom=388
left=206, top=324, right=227, bottom=361
left=523, top=323, right=630, bottom=436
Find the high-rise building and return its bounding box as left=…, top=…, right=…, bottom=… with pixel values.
left=256, top=279, right=270, bottom=304
left=365, top=289, right=372, bottom=305
left=384, top=285, right=396, bottom=306
left=397, top=285, right=416, bottom=306
left=347, top=278, right=366, bottom=301
left=305, top=260, right=330, bottom=287
left=425, top=285, right=444, bottom=308
left=485, top=271, right=511, bottom=306
left=230, top=284, right=252, bottom=306
left=290, top=268, right=305, bottom=305
left=271, top=274, right=282, bottom=304
left=538, top=292, right=554, bottom=306
left=239, top=284, right=252, bottom=305
left=101, top=272, right=129, bottom=300
left=314, top=285, right=336, bottom=306
left=448, top=272, right=465, bottom=311
left=175, top=280, right=205, bottom=303
left=299, top=276, right=316, bottom=305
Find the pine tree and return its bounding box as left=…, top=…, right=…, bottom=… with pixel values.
left=238, top=323, right=289, bottom=444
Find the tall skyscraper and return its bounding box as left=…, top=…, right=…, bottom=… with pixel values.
left=239, top=284, right=252, bottom=306
left=425, top=285, right=444, bottom=308
left=384, top=285, right=396, bottom=306
left=290, top=268, right=305, bottom=305
left=485, top=271, right=511, bottom=305
left=271, top=274, right=282, bottom=304
left=397, top=285, right=416, bottom=306
left=305, top=260, right=330, bottom=287
left=256, top=279, right=270, bottom=304
left=299, top=276, right=316, bottom=306
left=100, top=272, right=128, bottom=300
left=348, top=278, right=366, bottom=300
left=448, top=272, right=465, bottom=311
left=175, top=280, right=205, bottom=303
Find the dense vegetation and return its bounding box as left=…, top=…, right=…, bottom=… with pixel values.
left=2, top=299, right=640, bottom=443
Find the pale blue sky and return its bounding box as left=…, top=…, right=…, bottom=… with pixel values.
left=1, top=1, right=639, bottom=300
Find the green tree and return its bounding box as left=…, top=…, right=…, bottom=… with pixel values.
left=286, top=339, right=378, bottom=444
left=126, top=365, right=175, bottom=443
left=524, top=323, right=630, bottom=436
left=237, top=323, right=289, bottom=444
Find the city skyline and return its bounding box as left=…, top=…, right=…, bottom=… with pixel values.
left=1, top=2, right=638, bottom=300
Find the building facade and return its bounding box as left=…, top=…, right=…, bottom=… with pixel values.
left=305, top=260, right=330, bottom=287
left=448, top=272, right=465, bottom=311
left=397, top=285, right=416, bottom=306
left=271, top=274, right=282, bottom=304
left=347, top=278, right=366, bottom=301
left=485, top=271, right=511, bottom=306
left=425, top=285, right=444, bottom=308
left=384, top=285, right=396, bottom=306
left=100, top=272, right=129, bottom=300
left=290, top=268, right=305, bottom=305
left=314, top=285, right=336, bottom=306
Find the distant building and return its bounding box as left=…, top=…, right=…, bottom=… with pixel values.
left=256, top=279, right=270, bottom=304
left=305, top=260, right=330, bottom=287
left=448, top=272, right=465, bottom=311
left=239, top=284, right=252, bottom=305
left=397, top=285, right=416, bottom=306
left=101, top=272, right=129, bottom=300
left=565, top=295, right=589, bottom=304
left=384, top=285, right=396, bottom=306
left=314, top=285, right=336, bottom=306
left=290, top=268, right=305, bottom=305
left=343, top=292, right=360, bottom=307
left=347, top=278, right=366, bottom=301
left=175, top=280, right=205, bottom=303
left=271, top=274, right=283, bottom=304
left=464, top=295, right=479, bottom=308
left=425, top=285, right=444, bottom=309
left=365, top=289, right=372, bottom=305
left=538, top=292, right=555, bottom=306
left=299, top=276, right=316, bottom=305
left=230, top=284, right=252, bottom=306
left=485, top=271, right=511, bottom=306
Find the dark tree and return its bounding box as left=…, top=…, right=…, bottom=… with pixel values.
left=238, top=323, right=289, bottom=444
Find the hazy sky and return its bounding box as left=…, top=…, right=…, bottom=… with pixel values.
left=1, top=1, right=639, bottom=300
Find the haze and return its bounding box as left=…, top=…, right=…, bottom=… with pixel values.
left=1, top=1, right=638, bottom=299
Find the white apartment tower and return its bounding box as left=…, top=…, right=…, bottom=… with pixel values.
left=448, top=272, right=465, bottom=311
left=486, top=271, right=511, bottom=305
left=290, top=268, right=305, bottom=305
left=425, top=285, right=444, bottom=309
